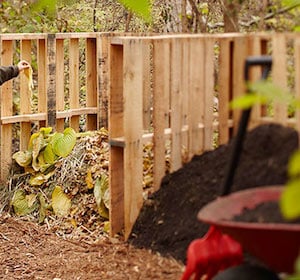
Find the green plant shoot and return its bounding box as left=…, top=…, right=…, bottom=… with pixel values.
left=280, top=150, right=300, bottom=219
left=117, top=0, right=152, bottom=22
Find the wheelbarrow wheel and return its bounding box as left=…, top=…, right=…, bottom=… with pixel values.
left=212, top=264, right=280, bottom=280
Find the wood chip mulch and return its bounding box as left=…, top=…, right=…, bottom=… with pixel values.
left=0, top=214, right=184, bottom=280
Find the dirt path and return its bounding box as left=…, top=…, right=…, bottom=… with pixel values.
left=0, top=214, right=184, bottom=280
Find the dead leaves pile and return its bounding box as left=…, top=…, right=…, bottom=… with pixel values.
left=3, top=128, right=173, bottom=241
left=6, top=128, right=111, bottom=241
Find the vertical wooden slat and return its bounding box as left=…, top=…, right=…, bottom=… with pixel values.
left=218, top=38, right=232, bottom=145
left=203, top=37, right=215, bottom=150
left=47, top=34, right=56, bottom=129
left=247, top=35, right=265, bottom=130
left=38, top=38, right=47, bottom=128
left=20, top=39, right=32, bottom=150
left=142, top=40, right=151, bottom=131
left=109, top=44, right=124, bottom=236
left=86, top=38, right=98, bottom=130
left=170, top=38, right=183, bottom=172
left=272, top=34, right=288, bottom=125
left=98, top=33, right=110, bottom=129
left=0, top=40, right=13, bottom=180
left=123, top=39, right=144, bottom=240
left=294, top=38, right=300, bottom=139
left=232, top=36, right=249, bottom=134
left=152, top=39, right=170, bottom=191
left=69, top=38, right=80, bottom=131
left=56, top=38, right=65, bottom=131
left=181, top=38, right=189, bottom=161
left=188, top=37, right=205, bottom=156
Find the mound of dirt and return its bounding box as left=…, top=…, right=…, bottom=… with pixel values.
left=129, top=123, right=299, bottom=263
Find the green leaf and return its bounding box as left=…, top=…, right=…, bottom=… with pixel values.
left=280, top=179, right=300, bottom=220
left=231, top=80, right=294, bottom=110
left=43, top=144, right=58, bottom=164
left=32, top=133, right=47, bottom=171
left=12, top=150, right=32, bottom=167
left=288, top=150, right=300, bottom=177
left=117, top=0, right=152, bottom=22
left=282, top=0, right=300, bottom=8
left=28, top=132, right=40, bottom=151
left=11, top=189, right=38, bottom=216
left=38, top=193, right=47, bottom=223
left=94, top=175, right=110, bottom=219
left=250, top=81, right=292, bottom=104
left=52, top=186, right=71, bottom=217
left=33, top=0, right=57, bottom=16
left=40, top=126, right=53, bottom=136
left=230, top=94, right=265, bottom=109
left=51, top=127, right=77, bottom=157
left=295, top=255, right=300, bottom=275
left=29, top=170, right=55, bottom=186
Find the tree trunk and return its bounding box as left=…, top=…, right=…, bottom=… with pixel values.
left=222, top=0, right=241, bottom=32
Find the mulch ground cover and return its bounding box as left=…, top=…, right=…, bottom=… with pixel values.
left=129, top=123, right=299, bottom=264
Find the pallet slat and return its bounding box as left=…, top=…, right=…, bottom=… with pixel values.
left=0, top=40, right=13, bottom=180
left=170, top=38, right=183, bottom=172
left=86, top=38, right=98, bottom=130
left=109, top=43, right=125, bottom=236
left=56, top=38, right=65, bottom=131
left=153, top=39, right=170, bottom=191
left=272, top=34, right=288, bottom=124
left=69, top=38, right=80, bottom=131
left=20, top=39, right=32, bottom=151
left=123, top=39, right=144, bottom=239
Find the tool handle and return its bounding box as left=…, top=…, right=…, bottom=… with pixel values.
left=221, top=56, right=272, bottom=196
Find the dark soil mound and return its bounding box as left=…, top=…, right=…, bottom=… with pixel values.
left=129, top=123, right=299, bottom=263
left=233, top=201, right=300, bottom=224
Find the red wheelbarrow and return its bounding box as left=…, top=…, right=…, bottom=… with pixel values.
left=198, top=185, right=300, bottom=274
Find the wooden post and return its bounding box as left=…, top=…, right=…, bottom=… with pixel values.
left=47, top=34, right=56, bottom=129
left=123, top=38, right=144, bottom=239
left=109, top=43, right=124, bottom=237
left=0, top=39, right=13, bottom=180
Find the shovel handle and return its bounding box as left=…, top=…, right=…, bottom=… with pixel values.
left=221, top=56, right=272, bottom=196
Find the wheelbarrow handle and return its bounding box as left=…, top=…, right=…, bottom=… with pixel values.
left=244, top=55, right=272, bottom=81
left=222, top=55, right=273, bottom=196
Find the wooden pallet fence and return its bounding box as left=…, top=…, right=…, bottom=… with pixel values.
left=108, top=35, right=216, bottom=239
left=1, top=32, right=300, bottom=240
left=0, top=32, right=109, bottom=180
left=108, top=32, right=300, bottom=239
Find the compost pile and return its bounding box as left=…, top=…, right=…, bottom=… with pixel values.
left=129, top=123, right=299, bottom=263
left=2, top=128, right=162, bottom=240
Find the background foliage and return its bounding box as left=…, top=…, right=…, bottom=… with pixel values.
left=1, top=0, right=300, bottom=34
